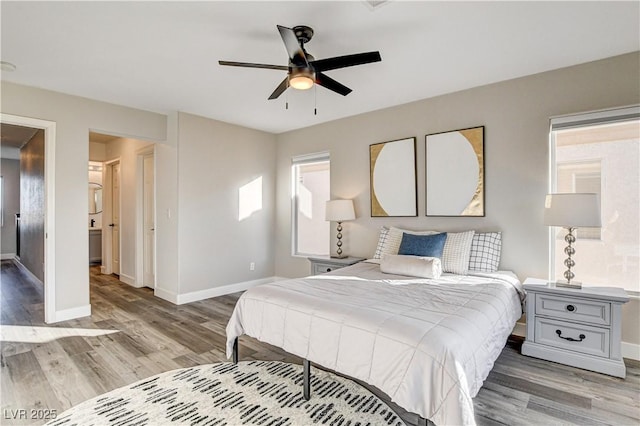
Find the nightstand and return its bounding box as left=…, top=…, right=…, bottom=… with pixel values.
left=307, top=256, right=365, bottom=276
left=521, top=278, right=629, bottom=378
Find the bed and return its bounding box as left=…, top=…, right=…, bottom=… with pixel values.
left=226, top=259, right=524, bottom=425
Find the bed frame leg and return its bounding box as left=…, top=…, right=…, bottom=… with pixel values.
left=303, top=359, right=311, bottom=400
left=417, top=416, right=428, bottom=426
left=232, top=337, right=239, bottom=364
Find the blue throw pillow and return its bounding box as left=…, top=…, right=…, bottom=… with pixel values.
left=398, top=233, right=447, bottom=258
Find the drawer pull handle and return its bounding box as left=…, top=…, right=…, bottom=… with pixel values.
left=556, top=329, right=585, bottom=342
left=566, top=304, right=576, bottom=312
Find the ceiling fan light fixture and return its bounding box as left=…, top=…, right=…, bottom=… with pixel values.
left=289, top=68, right=315, bottom=90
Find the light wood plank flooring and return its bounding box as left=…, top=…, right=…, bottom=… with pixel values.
left=1, top=260, right=639, bottom=425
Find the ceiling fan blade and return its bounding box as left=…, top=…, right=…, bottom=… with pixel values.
left=277, top=25, right=308, bottom=66
left=218, top=61, right=288, bottom=71
left=316, top=73, right=352, bottom=96
left=268, top=77, right=289, bottom=100
left=311, top=51, right=381, bottom=72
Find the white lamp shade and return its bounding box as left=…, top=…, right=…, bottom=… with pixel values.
left=325, top=199, right=356, bottom=222
left=543, top=193, right=601, bottom=227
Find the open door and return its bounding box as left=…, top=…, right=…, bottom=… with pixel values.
left=142, top=154, right=155, bottom=288
left=105, top=161, right=121, bottom=276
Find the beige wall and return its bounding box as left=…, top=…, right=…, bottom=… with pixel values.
left=274, top=52, right=640, bottom=346
left=177, top=112, right=277, bottom=295
left=0, top=82, right=167, bottom=316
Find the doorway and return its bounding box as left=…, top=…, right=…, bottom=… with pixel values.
left=0, top=113, right=56, bottom=323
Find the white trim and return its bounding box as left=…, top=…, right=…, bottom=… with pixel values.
left=622, top=341, right=640, bottom=361
left=291, top=151, right=330, bottom=165
left=13, top=258, right=43, bottom=284
left=1, top=253, right=16, bottom=260
left=176, top=276, right=280, bottom=305
left=119, top=273, right=138, bottom=287
left=550, top=105, right=640, bottom=130
left=154, top=287, right=178, bottom=304
left=54, top=304, right=91, bottom=322
left=0, top=113, right=56, bottom=324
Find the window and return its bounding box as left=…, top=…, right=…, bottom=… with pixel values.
left=0, top=176, right=3, bottom=227
left=550, top=106, right=640, bottom=292
left=292, top=152, right=330, bottom=256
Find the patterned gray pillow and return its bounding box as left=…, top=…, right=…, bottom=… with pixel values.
left=373, top=227, right=390, bottom=259
left=468, top=232, right=502, bottom=272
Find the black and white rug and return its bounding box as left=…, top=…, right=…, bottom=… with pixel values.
left=47, top=360, right=406, bottom=426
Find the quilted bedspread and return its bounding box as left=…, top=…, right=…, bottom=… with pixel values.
left=226, top=261, right=524, bottom=425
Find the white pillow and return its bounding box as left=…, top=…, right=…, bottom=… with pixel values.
left=380, top=254, right=442, bottom=279
left=441, top=230, right=475, bottom=275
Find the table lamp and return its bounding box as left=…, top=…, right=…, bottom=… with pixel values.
left=325, top=199, right=356, bottom=258
left=543, top=193, right=601, bottom=288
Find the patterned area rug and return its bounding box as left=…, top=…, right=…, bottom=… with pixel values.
left=47, top=360, right=406, bottom=426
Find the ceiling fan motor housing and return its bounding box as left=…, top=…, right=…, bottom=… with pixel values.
left=289, top=67, right=316, bottom=90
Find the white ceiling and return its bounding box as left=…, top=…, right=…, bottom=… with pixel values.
left=1, top=1, right=638, bottom=134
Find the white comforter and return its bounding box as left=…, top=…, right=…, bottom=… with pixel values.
left=226, top=261, right=524, bottom=425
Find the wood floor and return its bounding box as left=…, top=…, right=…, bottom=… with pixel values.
left=1, top=260, right=639, bottom=426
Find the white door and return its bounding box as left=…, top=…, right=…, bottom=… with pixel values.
left=111, top=162, right=121, bottom=275
left=143, top=154, right=155, bottom=288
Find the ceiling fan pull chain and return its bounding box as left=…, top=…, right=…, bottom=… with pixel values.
left=286, top=81, right=289, bottom=110
left=314, top=85, right=317, bottom=116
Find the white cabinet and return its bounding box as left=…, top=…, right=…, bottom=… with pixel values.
left=89, top=229, right=102, bottom=264
left=522, top=278, right=628, bottom=378
left=307, top=256, right=365, bottom=276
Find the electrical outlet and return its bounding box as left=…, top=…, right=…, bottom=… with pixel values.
left=249, top=262, right=255, bottom=271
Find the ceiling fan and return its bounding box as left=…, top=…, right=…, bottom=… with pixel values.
left=219, top=25, right=382, bottom=100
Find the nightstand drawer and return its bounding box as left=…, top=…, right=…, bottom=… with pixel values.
left=535, top=293, right=610, bottom=326
left=313, top=263, right=338, bottom=275
left=534, top=317, right=610, bottom=358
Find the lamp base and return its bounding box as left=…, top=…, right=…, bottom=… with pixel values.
left=552, top=280, right=582, bottom=289
left=330, top=254, right=348, bottom=259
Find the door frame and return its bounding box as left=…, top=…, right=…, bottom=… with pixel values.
left=0, top=113, right=57, bottom=323
left=135, top=145, right=156, bottom=288
left=101, top=158, right=121, bottom=276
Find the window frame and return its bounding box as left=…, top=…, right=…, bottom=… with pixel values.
left=291, top=151, right=330, bottom=257
left=548, top=104, right=640, bottom=284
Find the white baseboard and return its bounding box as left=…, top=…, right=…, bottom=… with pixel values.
left=13, top=258, right=43, bottom=284
left=154, top=287, right=178, bottom=304
left=176, top=276, right=279, bottom=305
left=119, top=273, right=139, bottom=287
left=622, top=341, right=640, bottom=361
left=1, top=253, right=16, bottom=260
left=54, top=304, right=91, bottom=322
